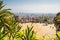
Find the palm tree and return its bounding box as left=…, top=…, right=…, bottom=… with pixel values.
left=0, top=1, right=13, bottom=39
left=0, top=1, right=21, bottom=40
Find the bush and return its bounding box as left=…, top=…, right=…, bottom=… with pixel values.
left=16, top=26, right=37, bottom=40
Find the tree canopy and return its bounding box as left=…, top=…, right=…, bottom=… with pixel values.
left=54, top=12, right=60, bottom=31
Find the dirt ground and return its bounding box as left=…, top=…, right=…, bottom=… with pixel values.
left=19, top=23, right=56, bottom=39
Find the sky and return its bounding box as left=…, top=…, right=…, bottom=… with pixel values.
left=3, top=0, right=60, bottom=13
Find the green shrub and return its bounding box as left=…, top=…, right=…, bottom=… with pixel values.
left=16, top=26, right=37, bottom=40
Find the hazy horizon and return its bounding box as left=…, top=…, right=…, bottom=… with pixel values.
left=4, top=0, right=60, bottom=13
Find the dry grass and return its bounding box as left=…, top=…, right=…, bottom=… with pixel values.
left=19, top=23, right=56, bottom=39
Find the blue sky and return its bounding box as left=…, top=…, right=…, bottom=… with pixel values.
left=3, top=0, right=60, bottom=13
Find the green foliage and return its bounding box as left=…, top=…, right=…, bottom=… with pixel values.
left=30, top=17, right=42, bottom=23
left=24, top=26, right=36, bottom=40
left=39, top=36, right=45, bottom=40
left=57, top=31, right=60, bottom=38
left=16, top=26, right=37, bottom=40
left=0, top=1, right=12, bottom=40
left=54, top=31, right=60, bottom=40
left=47, top=38, right=52, bottom=40
left=53, top=12, right=60, bottom=40
left=43, top=16, right=49, bottom=23
left=0, top=1, right=21, bottom=40
left=54, top=36, right=60, bottom=40
left=56, top=31, right=60, bottom=40
left=0, top=32, right=3, bottom=40
left=53, top=12, right=60, bottom=31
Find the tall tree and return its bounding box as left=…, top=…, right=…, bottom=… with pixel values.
left=54, top=12, right=60, bottom=31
